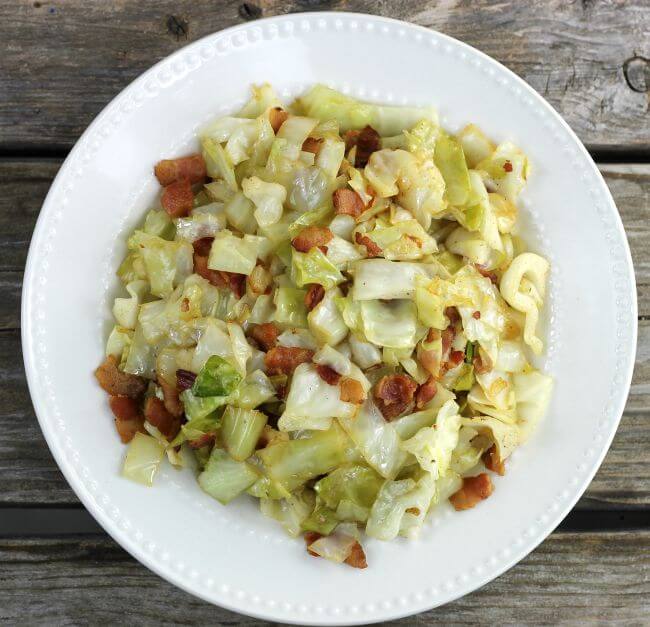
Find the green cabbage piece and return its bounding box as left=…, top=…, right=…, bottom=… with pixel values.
left=112, top=280, right=148, bottom=330
left=237, top=83, right=282, bottom=118
left=404, top=118, right=440, bottom=162
left=400, top=400, right=461, bottom=477
left=339, top=399, right=407, bottom=479
left=350, top=259, right=437, bottom=301
left=105, top=325, right=133, bottom=360
left=278, top=363, right=357, bottom=432
left=298, top=85, right=438, bottom=136
left=476, top=141, right=529, bottom=203
left=202, top=137, right=237, bottom=190
left=359, top=217, right=437, bottom=261
left=258, top=422, right=355, bottom=491
left=360, top=299, right=419, bottom=349
left=242, top=176, right=287, bottom=227
left=260, top=490, right=316, bottom=537
left=127, top=231, right=193, bottom=298
left=224, top=191, right=257, bottom=233
left=221, top=406, right=268, bottom=461
left=122, top=433, right=165, bottom=487
left=461, top=415, right=519, bottom=463
left=192, top=354, right=242, bottom=398
left=291, top=248, right=345, bottom=289
left=434, top=132, right=471, bottom=206
left=207, top=230, right=259, bottom=276
left=174, top=206, right=226, bottom=243
left=316, top=137, right=345, bottom=179
left=144, top=209, right=175, bottom=240
left=198, top=447, right=260, bottom=505
left=307, top=286, right=348, bottom=346
left=273, top=286, right=308, bottom=327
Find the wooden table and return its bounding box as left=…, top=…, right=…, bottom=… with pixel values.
left=1, top=1, right=648, bottom=623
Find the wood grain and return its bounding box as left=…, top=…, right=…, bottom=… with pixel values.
left=1, top=159, right=649, bottom=507
left=0, top=531, right=648, bottom=623
left=1, top=1, right=648, bottom=151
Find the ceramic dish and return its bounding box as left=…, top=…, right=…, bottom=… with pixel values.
left=22, top=12, right=637, bottom=624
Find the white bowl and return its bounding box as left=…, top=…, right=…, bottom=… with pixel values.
left=22, top=12, right=637, bottom=625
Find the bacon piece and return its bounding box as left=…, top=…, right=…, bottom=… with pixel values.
left=354, top=125, right=381, bottom=168
left=473, top=350, right=493, bottom=375
left=264, top=346, right=315, bottom=375
left=302, top=137, right=323, bottom=155
left=159, top=378, right=184, bottom=418
left=176, top=369, right=197, bottom=392
left=269, top=107, right=289, bottom=133
left=343, top=130, right=360, bottom=152
left=373, top=374, right=418, bottom=421
left=344, top=541, right=368, bottom=569
left=445, top=306, right=460, bottom=324
left=109, top=396, right=145, bottom=444
left=144, top=397, right=182, bottom=441
left=482, top=445, right=505, bottom=476
left=474, top=264, right=498, bottom=284
left=161, top=179, right=193, bottom=218
left=188, top=433, right=215, bottom=449
left=250, top=323, right=280, bottom=352
left=415, top=376, right=437, bottom=409
left=304, top=284, right=325, bottom=312
left=304, top=531, right=323, bottom=557
left=473, top=311, right=481, bottom=320
left=225, top=272, right=246, bottom=299
left=355, top=232, right=382, bottom=258
left=193, top=253, right=228, bottom=288
left=95, top=356, right=147, bottom=399
left=192, top=237, right=214, bottom=257
left=316, top=364, right=341, bottom=385
left=441, top=326, right=456, bottom=361
left=340, top=377, right=365, bottom=404
left=291, top=226, right=333, bottom=253
left=333, top=188, right=365, bottom=218
left=449, top=473, right=494, bottom=511
left=503, top=160, right=513, bottom=173
left=154, top=154, right=206, bottom=186
left=448, top=350, right=465, bottom=368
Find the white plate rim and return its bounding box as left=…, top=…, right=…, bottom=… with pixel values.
left=21, top=11, right=637, bottom=625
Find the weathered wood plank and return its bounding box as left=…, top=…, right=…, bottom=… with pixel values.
left=1, top=1, right=648, bottom=151
left=0, top=531, right=648, bottom=624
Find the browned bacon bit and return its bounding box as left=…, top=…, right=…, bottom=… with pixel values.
left=473, top=311, right=481, bottom=320
left=192, top=237, right=214, bottom=257
left=333, top=188, right=365, bottom=218
left=339, top=377, right=366, bottom=405
left=95, top=355, right=147, bottom=399
left=374, top=374, right=418, bottom=421
left=444, top=306, right=460, bottom=324
left=415, top=376, right=437, bottom=409
left=406, top=507, right=421, bottom=515
left=474, top=264, right=498, bottom=284
left=275, top=382, right=288, bottom=400
left=269, top=107, right=289, bottom=133
left=176, top=369, right=197, bottom=392
left=354, top=232, right=382, bottom=257
left=264, top=346, right=315, bottom=375
left=223, top=272, right=246, bottom=299
left=161, top=179, right=194, bottom=218
left=109, top=396, right=145, bottom=444
left=441, top=326, right=456, bottom=360
left=188, top=433, right=215, bottom=449
left=302, top=136, right=323, bottom=155
left=304, top=283, right=325, bottom=311
left=158, top=378, right=184, bottom=417
left=316, top=364, right=341, bottom=386
left=318, top=245, right=328, bottom=255
left=344, top=541, right=368, bottom=569
left=503, top=160, right=513, bottom=173
left=343, top=129, right=360, bottom=152
left=144, top=397, right=182, bottom=440
left=473, top=348, right=493, bottom=375
left=291, top=226, right=333, bottom=253
left=193, top=253, right=228, bottom=288
left=482, top=445, right=505, bottom=476
left=340, top=377, right=365, bottom=404
left=354, top=125, right=381, bottom=168
left=448, top=350, right=465, bottom=368
left=304, top=532, right=323, bottom=557
left=180, top=298, right=190, bottom=313
left=154, top=154, right=206, bottom=186
left=449, top=473, right=494, bottom=511
left=250, top=322, right=280, bottom=352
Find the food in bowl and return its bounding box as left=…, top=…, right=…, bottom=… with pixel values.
left=95, top=84, right=553, bottom=568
